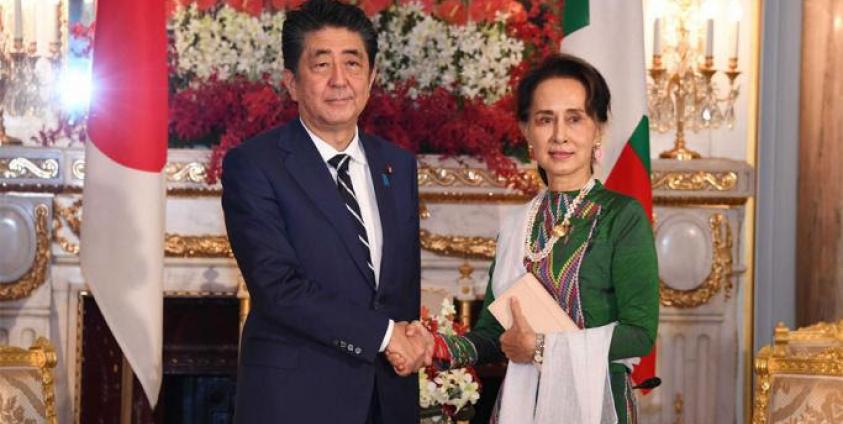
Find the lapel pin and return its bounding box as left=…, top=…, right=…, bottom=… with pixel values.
left=382, top=164, right=392, bottom=187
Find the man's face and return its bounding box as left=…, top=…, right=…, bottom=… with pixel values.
left=283, top=26, right=375, bottom=134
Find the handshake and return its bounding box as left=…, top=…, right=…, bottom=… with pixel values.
left=385, top=321, right=435, bottom=376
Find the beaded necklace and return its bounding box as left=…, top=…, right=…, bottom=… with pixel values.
left=523, top=179, right=596, bottom=262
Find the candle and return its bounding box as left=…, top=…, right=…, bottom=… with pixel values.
left=731, top=21, right=740, bottom=59
left=705, top=18, right=714, bottom=57
left=13, top=0, right=22, bottom=40
left=45, top=1, right=58, bottom=45
left=653, top=17, right=662, bottom=56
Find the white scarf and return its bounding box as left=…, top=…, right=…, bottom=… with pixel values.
left=492, top=193, right=619, bottom=424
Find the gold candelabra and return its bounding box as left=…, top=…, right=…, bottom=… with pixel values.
left=648, top=0, right=742, bottom=160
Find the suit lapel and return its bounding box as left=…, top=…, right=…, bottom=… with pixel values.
left=279, top=120, right=376, bottom=290
left=360, top=134, right=398, bottom=295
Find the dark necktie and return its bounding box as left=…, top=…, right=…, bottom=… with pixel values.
left=328, top=154, right=375, bottom=279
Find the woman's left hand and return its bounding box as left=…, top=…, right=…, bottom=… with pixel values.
left=500, top=298, right=537, bottom=363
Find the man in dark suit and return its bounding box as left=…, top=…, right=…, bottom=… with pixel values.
left=221, top=1, right=431, bottom=422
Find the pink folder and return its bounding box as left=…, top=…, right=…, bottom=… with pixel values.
left=488, top=272, right=579, bottom=333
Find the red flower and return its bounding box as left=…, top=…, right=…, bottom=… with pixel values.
left=227, top=0, right=264, bottom=16
left=436, top=0, right=468, bottom=25
left=400, top=0, right=434, bottom=13
left=469, top=0, right=502, bottom=23
left=359, top=0, right=392, bottom=16
left=196, top=0, right=219, bottom=12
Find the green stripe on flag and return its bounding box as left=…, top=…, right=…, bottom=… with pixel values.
left=629, top=116, right=651, bottom=172
left=563, top=0, right=589, bottom=35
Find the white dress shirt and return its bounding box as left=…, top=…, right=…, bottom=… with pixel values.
left=301, top=120, right=394, bottom=352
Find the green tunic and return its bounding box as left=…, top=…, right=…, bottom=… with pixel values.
left=461, top=182, right=659, bottom=423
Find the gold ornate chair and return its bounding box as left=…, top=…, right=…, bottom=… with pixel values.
left=0, top=337, right=57, bottom=424
left=752, top=321, right=843, bottom=424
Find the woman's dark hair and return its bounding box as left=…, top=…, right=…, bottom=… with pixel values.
left=516, top=53, right=611, bottom=186
left=282, top=0, right=378, bottom=74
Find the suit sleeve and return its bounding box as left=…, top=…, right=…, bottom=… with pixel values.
left=222, top=148, right=390, bottom=363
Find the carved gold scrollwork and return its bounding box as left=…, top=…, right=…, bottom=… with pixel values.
left=164, top=162, right=208, bottom=184
left=752, top=321, right=843, bottom=424
left=71, top=159, right=85, bottom=180
left=419, top=230, right=496, bottom=260
left=0, top=337, right=57, bottom=424
left=417, top=165, right=541, bottom=192
left=0, top=204, right=50, bottom=300
left=418, top=166, right=508, bottom=187
left=52, top=199, right=82, bottom=255
left=0, top=158, right=59, bottom=179
left=659, top=213, right=734, bottom=308
left=164, top=234, right=233, bottom=258
left=651, top=171, right=738, bottom=191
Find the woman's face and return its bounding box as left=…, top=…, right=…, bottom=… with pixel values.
left=520, top=77, right=601, bottom=190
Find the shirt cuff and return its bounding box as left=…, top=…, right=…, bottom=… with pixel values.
left=379, top=319, right=395, bottom=352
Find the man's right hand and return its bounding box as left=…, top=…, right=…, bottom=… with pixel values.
left=385, top=321, right=432, bottom=376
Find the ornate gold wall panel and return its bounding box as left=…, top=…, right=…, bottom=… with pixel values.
left=651, top=171, right=738, bottom=191
left=163, top=161, right=207, bottom=184
left=0, top=158, right=59, bottom=179
left=0, top=337, right=58, bottom=424
left=164, top=235, right=233, bottom=258
left=752, top=321, right=843, bottom=424
left=53, top=199, right=82, bottom=255
left=419, top=230, right=496, bottom=260
left=0, top=204, right=50, bottom=300
left=659, top=213, right=734, bottom=308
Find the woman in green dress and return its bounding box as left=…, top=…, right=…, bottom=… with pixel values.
left=405, top=54, right=659, bottom=423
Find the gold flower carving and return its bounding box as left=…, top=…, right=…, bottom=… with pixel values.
left=419, top=230, right=496, bottom=260
left=651, top=171, right=738, bottom=191
left=53, top=199, right=82, bottom=255
left=0, top=158, right=59, bottom=179
left=164, top=234, right=233, bottom=258
left=658, top=213, right=734, bottom=308
left=0, top=337, right=57, bottom=424
left=752, top=321, right=843, bottom=424
left=0, top=204, right=50, bottom=301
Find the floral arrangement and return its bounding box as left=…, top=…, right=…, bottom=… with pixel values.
left=372, top=3, right=524, bottom=103
left=419, top=298, right=480, bottom=421
left=165, top=0, right=563, bottom=191
left=45, top=1, right=561, bottom=188
left=169, top=4, right=287, bottom=85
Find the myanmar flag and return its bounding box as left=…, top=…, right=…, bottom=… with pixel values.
left=561, top=0, right=657, bottom=388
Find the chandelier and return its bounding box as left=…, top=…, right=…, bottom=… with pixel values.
left=648, top=0, right=741, bottom=160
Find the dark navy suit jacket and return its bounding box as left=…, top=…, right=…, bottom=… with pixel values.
left=222, top=119, right=420, bottom=423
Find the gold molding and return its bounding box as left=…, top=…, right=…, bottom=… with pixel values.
left=0, top=157, right=59, bottom=179
left=419, top=191, right=533, bottom=204
left=50, top=201, right=498, bottom=260
left=651, top=171, right=738, bottom=191
left=0, top=337, right=58, bottom=424
left=752, top=322, right=843, bottom=424
left=74, top=291, right=84, bottom=424
left=163, top=161, right=208, bottom=184
left=53, top=199, right=82, bottom=255
left=418, top=166, right=540, bottom=190
left=0, top=204, right=50, bottom=300
left=419, top=229, right=496, bottom=260
left=659, top=213, right=734, bottom=308
left=164, top=234, right=234, bottom=258
left=70, top=159, right=85, bottom=181
left=652, top=195, right=747, bottom=207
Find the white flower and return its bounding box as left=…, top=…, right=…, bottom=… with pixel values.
left=169, top=5, right=285, bottom=85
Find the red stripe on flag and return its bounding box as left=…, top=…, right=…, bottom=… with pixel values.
left=605, top=143, right=653, bottom=219
left=88, top=1, right=168, bottom=172
left=605, top=142, right=657, bottom=391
